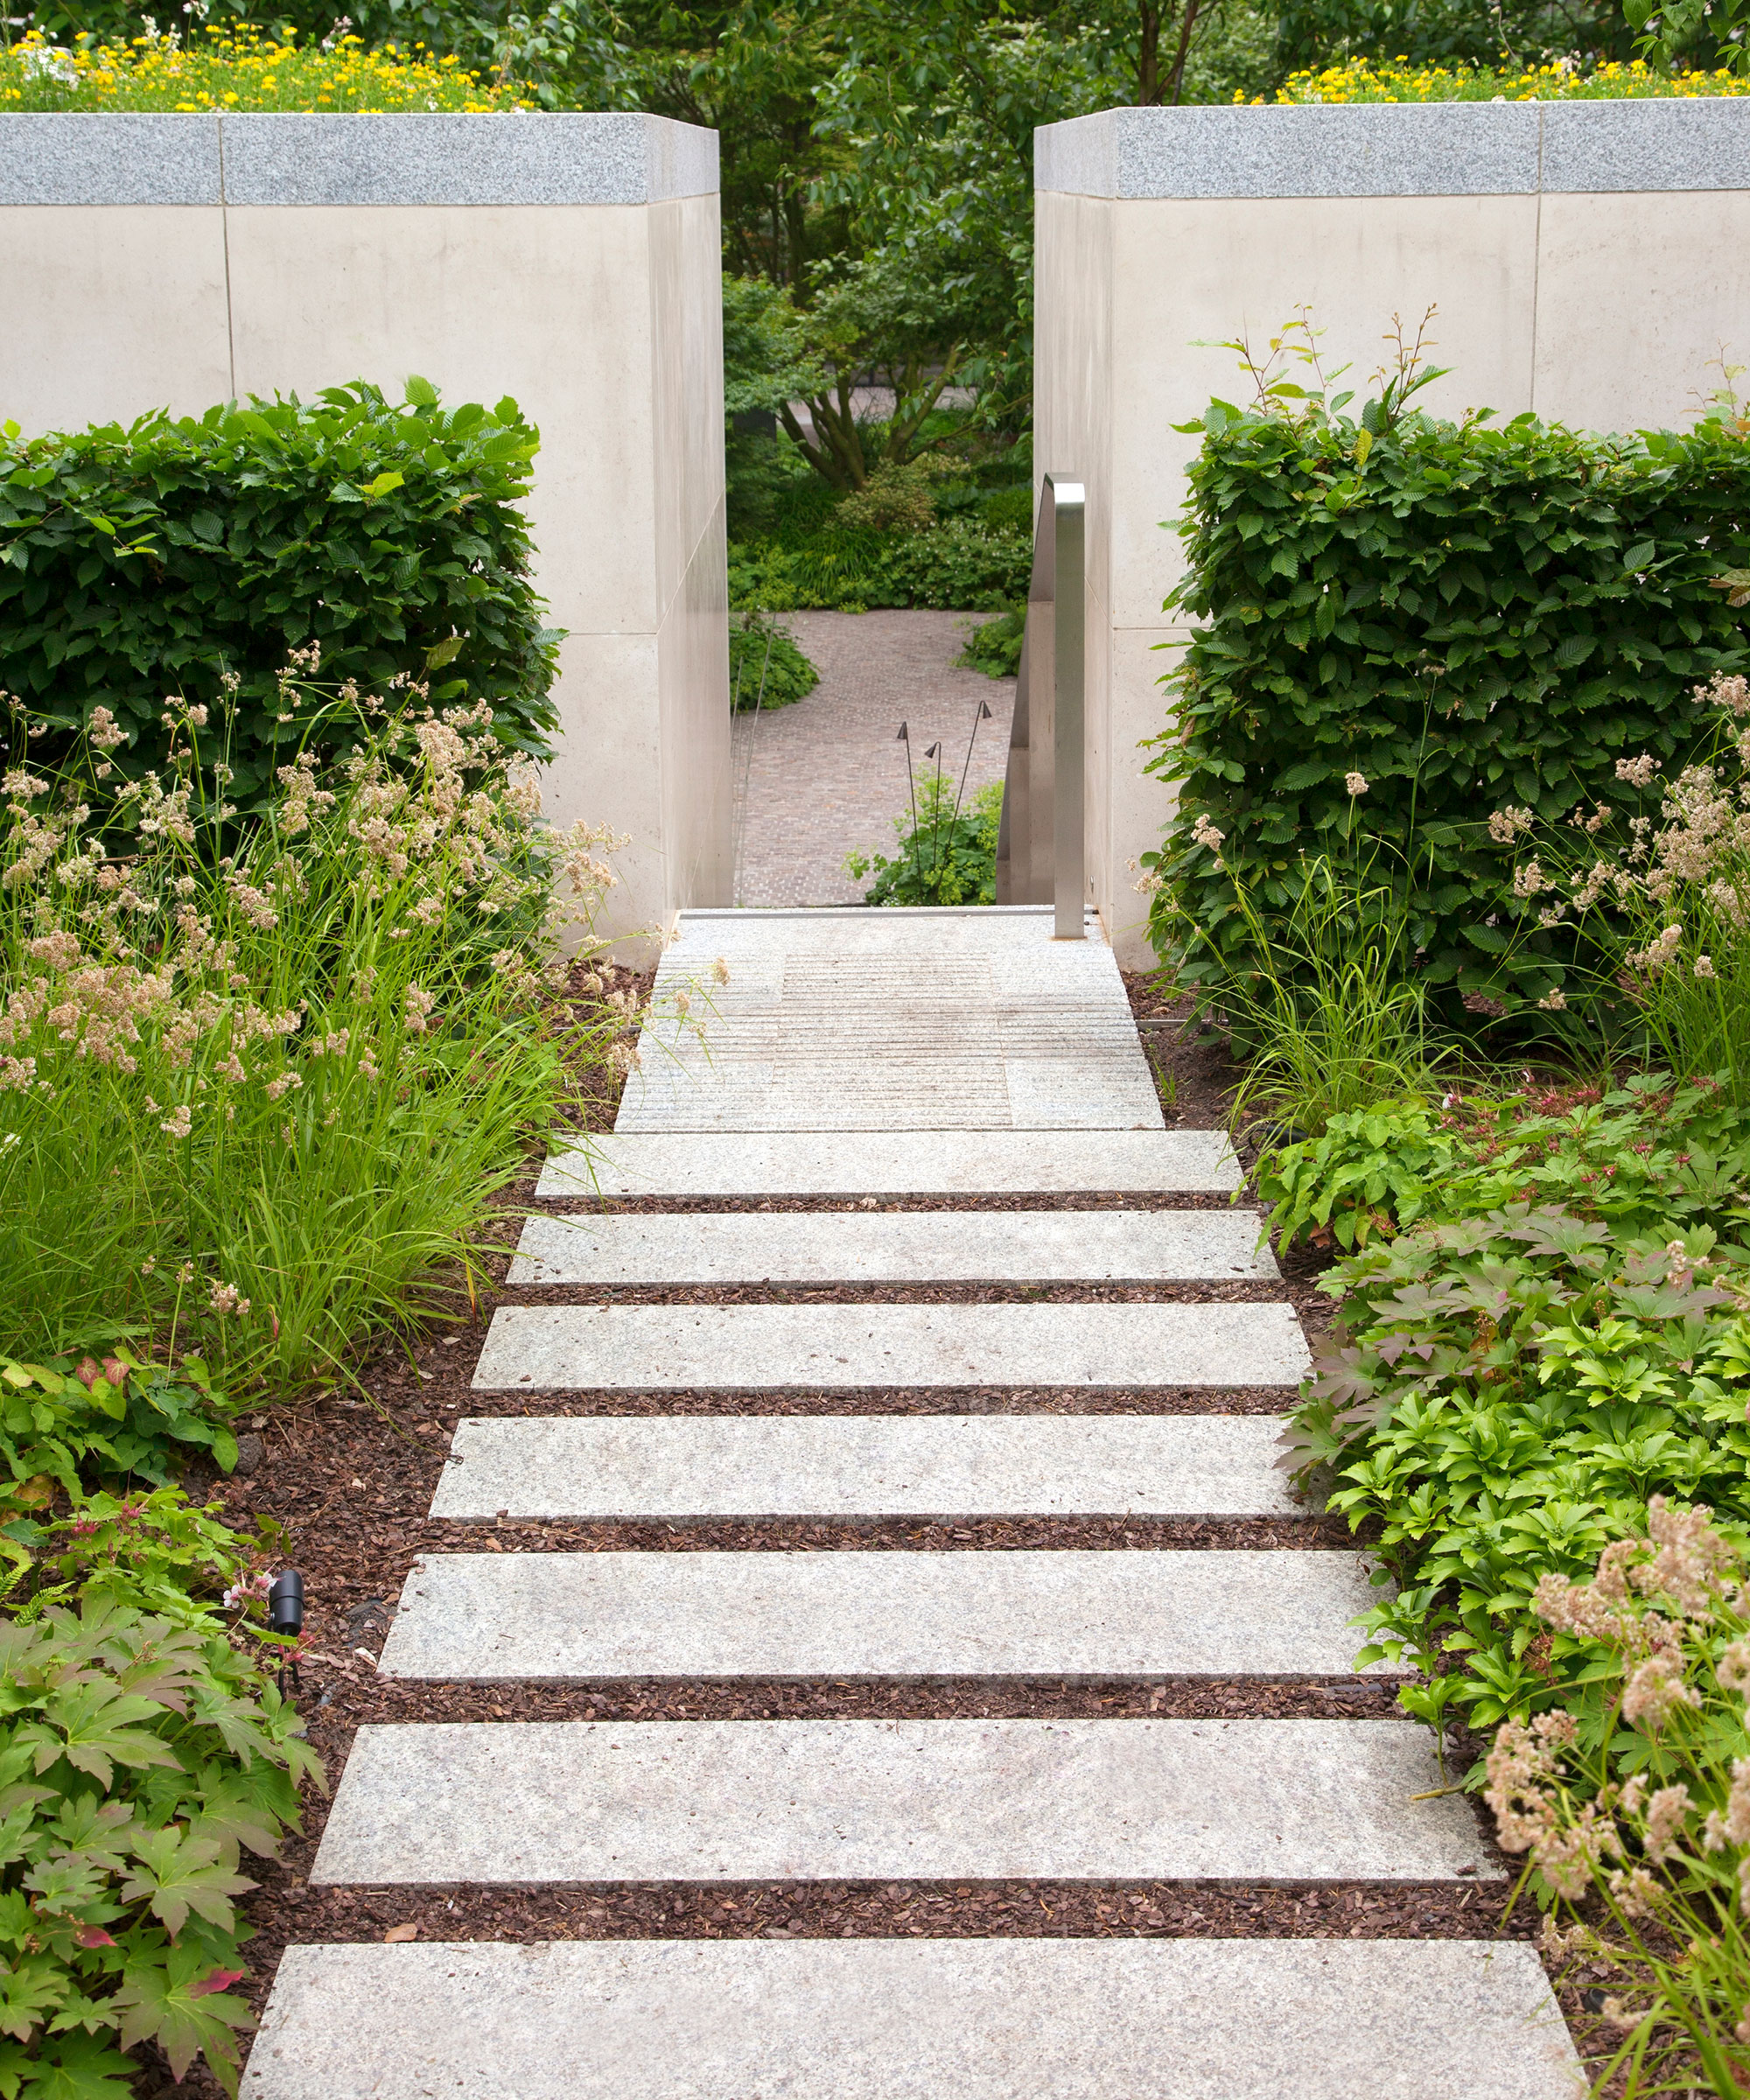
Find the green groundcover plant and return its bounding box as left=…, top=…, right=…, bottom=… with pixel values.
left=845, top=773, right=1004, bottom=906
left=0, top=381, right=560, bottom=810
left=729, top=612, right=819, bottom=710
left=0, top=667, right=627, bottom=1390
left=0, top=1491, right=319, bottom=2099
left=1141, top=331, right=1750, bottom=1027
left=1279, top=1077, right=1750, bottom=1751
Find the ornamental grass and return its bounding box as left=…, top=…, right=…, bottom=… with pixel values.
left=0, top=668, right=635, bottom=1392
left=0, top=23, right=529, bottom=112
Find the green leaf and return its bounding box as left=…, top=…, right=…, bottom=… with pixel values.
left=110, top=1945, right=254, bottom=2085
left=402, top=374, right=440, bottom=409
left=17, top=2031, right=135, bottom=2100
left=118, top=1829, right=255, bottom=1938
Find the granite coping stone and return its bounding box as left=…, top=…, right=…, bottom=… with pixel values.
left=537, top=1127, right=1243, bottom=1197
left=429, top=1412, right=1303, bottom=1520
left=244, top=1937, right=1582, bottom=2100
left=470, top=1301, right=1311, bottom=1392
left=506, top=1208, right=1278, bottom=1285
left=1034, top=98, right=1750, bottom=198
left=0, top=109, right=717, bottom=206
left=380, top=1549, right=1390, bottom=1680
left=311, top=1716, right=1497, bottom=1885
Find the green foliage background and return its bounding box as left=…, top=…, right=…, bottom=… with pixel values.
left=0, top=381, right=559, bottom=799
left=1144, top=402, right=1750, bottom=1019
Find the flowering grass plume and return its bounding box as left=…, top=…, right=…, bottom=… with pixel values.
left=1497, top=669, right=1750, bottom=1096
left=1486, top=1500, right=1750, bottom=2095
left=1, top=666, right=636, bottom=1389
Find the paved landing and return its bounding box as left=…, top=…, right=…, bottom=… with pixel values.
left=537, top=1128, right=1242, bottom=1198
left=430, top=1414, right=1301, bottom=1521
left=248, top=1938, right=1580, bottom=2100
left=614, top=909, right=1163, bottom=1132
left=507, top=1208, right=1278, bottom=1284
left=312, top=1718, right=1494, bottom=1886
left=380, top=1550, right=1389, bottom=1682
left=472, top=1302, right=1310, bottom=1391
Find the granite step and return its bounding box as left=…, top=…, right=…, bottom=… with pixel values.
left=310, top=1717, right=1496, bottom=1886
left=472, top=1301, right=1310, bottom=1392
left=380, top=1550, right=1389, bottom=1682
left=614, top=906, right=1164, bottom=1132
left=429, top=1413, right=1301, bottom=1521
left=507, top=1208, right=1277, bottom=1285
left=245, top=1937, right=1580, bottom=2100
left=536, top=1128, right=1242, bottom=1198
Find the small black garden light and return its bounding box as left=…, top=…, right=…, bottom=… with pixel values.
left=269, top=1568, right=304, bottom=1692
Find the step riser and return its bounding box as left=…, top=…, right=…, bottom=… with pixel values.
left=380, top=1550, right=1390, bottom=1682
left=538, top=1129, right=1242, bottom=1199
left=507, top=1208, right=1278, bottom=1285
left=312, top=1718, right=1495, bottom=1886
left=430, top=1415, right=1302, bottom=1521
left=472, top=1302, right=1312, bottom=1392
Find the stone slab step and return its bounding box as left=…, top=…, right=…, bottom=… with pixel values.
left=536, top=1129, right=1242, bottom=1198
left=381, top=1550, right=1389, bottom=1681
left=311, top=1717, right=1495, bottom=1885
left=507, top=1208, right=1277, bottom=1285
left=430, top=1413, right=1300, bottom=1520
left=472, top=1302, right=1310, bottom=1391
left=616, top=906, right=1164, bottom=1133
left=246, top=1937, right=1580, bottom=2100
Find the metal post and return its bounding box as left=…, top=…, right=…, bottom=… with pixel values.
left=996, top=471, right=1084, bottom=929
left=1049, top=476, right=1086, bottom=940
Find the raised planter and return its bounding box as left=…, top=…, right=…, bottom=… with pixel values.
left=0, top=111, right=731, bottom=947
left=1032, top=99, right=1750, bottom=963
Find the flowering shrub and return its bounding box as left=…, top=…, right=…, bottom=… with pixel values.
left=1, top=380, right=558, bottom=807
left=0, top=672, right=626, bottom=1388
left=1486, top=1502, right=1750, bottom=2093
left=0, top=24, right=528, bottom=111
left=1142, top=354, right=1750, bottom=1024
left=1263, top=55, right=1750, bottom=101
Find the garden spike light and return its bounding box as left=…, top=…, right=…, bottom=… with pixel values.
left=268, top=1569, right=304, bottom=1693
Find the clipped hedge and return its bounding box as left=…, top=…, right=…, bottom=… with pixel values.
left=1143, top=403, right=1750, bottom=1015
left=0, top=380, right=559, bottom=800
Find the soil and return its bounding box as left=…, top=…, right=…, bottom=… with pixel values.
left=145, top=964, right=1607, bottom=2095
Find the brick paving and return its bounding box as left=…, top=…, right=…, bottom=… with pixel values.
left=732, top=610, right=1016, bottom=908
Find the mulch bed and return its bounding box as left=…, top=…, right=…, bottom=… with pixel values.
left=144, top=956, right=1606, bottom=2093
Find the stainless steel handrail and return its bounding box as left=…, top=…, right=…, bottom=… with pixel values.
left=993, top=472, right=1085, bottom=938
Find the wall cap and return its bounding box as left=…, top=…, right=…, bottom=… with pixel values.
left=0, top=109, right=718, bottom=206
left=1035, top=99, right=1750, bottom=199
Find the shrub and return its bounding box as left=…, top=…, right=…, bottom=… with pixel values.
left=729, top=612, right=819, bottom=710
left=958, top=604, right=1026, bottom=678
left=835, top=461, right=938, bottom=534
left=0, top=24, right=527, bottom=110
left=845, top=774, right=1004, bottom=906
left=0, top=380, right=560, bottom=809
left=1142, top=382, right=1750, bottom=1024
left=0, top=675, right=621, bottom=1390
left=874, top=517, right=1029, bottom=611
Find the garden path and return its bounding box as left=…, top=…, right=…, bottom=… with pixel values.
left=732, top=610, right=1013, bottom=907
left=243, top=907, right=1581, bottom=2096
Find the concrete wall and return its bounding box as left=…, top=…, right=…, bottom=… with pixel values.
left=1034, top=100, right=1750, bottom=966
left=0, top=111, right=731, bottom=951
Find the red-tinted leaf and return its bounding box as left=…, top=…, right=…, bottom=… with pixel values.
left=74, top=1924, right=117, bottom=1949
left=187, top=1967, right=246, bottom=1999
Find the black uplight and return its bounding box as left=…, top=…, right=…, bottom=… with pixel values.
left=268, top=1569, right=304, bottom=1693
